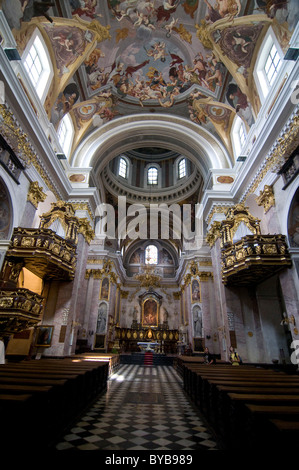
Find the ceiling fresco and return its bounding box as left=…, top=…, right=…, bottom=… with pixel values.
left=2, top=0, right=298, bottom=159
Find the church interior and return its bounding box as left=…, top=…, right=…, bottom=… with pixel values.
left=0, top=0, right=299, bottom=452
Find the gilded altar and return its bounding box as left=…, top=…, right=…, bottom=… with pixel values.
left=115, top=326, right=179, bottom=354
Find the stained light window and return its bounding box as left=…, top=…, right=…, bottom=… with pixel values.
left=148, top=167, right=158, bottom=185
left=145, top=245, right=158, bottom=264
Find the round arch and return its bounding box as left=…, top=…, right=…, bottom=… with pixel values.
left=70, top=114, right=233, bottom=182
left=123, top=238, right=180, bottom=269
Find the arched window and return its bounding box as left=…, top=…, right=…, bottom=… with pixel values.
left=22, top=29, right=53, bottom=103
left=147, top=167, right=158, bottom=185
left=145, top=245, right=158, bottom=264
left=178, top=158, right=186, bottom=179
left=57, top=114, right=74, bottom=157
left=119, top=157, right=128, bottom=179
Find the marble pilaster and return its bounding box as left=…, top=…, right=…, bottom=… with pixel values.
left=41, top=233, right=90, bottom=357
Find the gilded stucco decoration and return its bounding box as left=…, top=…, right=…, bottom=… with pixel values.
left=256, top=185, right=275, bottom=213
left=27, top=181, right=47, bottom=208
left=40, top=200, right=94, bottom=244
left=206, top=221, right=222, bottom=248
left=0, top=105, right=61, bottom=199
left=85, top=258, right=120, bottom=286
left=221, top=203, right=261, bottom=247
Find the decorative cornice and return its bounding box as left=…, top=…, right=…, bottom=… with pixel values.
left=241, top=111, right=299, bottom=202
left=207, top=204, right=232, bottom=224
left=72, top=202, right=94, bottom=221
left=85, top=258, right=120, bottom=285
left=0, top=104, right=62, bottom=199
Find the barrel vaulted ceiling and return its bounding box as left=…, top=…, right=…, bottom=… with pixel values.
left=2, top=0, right=298, bottom=167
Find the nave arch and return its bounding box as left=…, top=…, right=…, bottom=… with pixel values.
left=70, top=114, right=234, bottom=193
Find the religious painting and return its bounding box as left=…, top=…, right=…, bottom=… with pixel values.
left=51, top=82, right=80, bottom=126
left=69, top=0, right=102, bottom=20
left=161, top=249, right=173, bottom=265
left=214, top=23, right=264, bottom=78
left=226, top=81, right=254, bottom=127
left=100, top=277, right=110, bottom=300
left=193, top=337, right=204, bottom=352
left=96, top=302, right=108, bottom=334
left=35, top=326, right=54, bottom=348
left=191, top=279, right=201, bottom=303
left=94, top=334, right=106, bottom=350
left=44, top=24, right=93, bottom=77
left=142, top=298, right=159, bottom=327
left=130, top=249, right=142, bottom=264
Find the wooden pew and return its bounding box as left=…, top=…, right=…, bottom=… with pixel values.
left=0, top=358, right=110, bottom=450
left=267, top=419, right=299, bottom=446
left=179, top=360, right=299, bottom=449
left=207, top=382, right=299, bottom=430
left=241, top=404, right=299, bottom=449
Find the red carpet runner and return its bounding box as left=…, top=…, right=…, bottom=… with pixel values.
left=144, top=352, right=153, bottom=367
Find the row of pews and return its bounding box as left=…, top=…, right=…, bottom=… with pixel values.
left=177, top=356, right=299, bottom=449
left=0, top=353, right=120, bottom=450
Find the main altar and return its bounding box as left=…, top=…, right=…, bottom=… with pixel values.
left=115, top=288, right=179, bottom=354
left=114, top=325, right=179, bottom=354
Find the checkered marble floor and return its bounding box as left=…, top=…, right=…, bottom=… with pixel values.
left=54, top=364, right=219, bottom=451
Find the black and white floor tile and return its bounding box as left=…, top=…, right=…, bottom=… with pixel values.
left=54, top=364, right=219, bottom=451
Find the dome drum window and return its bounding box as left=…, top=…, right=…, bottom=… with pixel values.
left=147, top=167, right=158, bottom=185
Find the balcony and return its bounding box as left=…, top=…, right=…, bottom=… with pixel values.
left=221, top=234, right=292, bottom=285
left=0, top=287, right=43, bottom=337
left=7, top=227, right=77, bottom=280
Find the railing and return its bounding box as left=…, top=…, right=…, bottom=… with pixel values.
left=221, top=234, right=292, bottom=285
left=8, top=227, right=77, bottom=280
left=0, top=287, right=44, bottom=337
left=102, top=165, right=202, bottom=205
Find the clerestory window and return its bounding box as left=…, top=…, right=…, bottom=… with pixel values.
left=22, top=30, right=53, bottom=103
